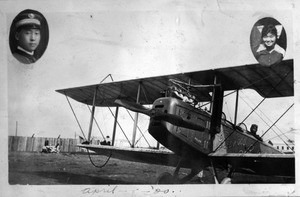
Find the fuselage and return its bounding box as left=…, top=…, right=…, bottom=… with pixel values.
left=148, top=97, right=282, bottom=161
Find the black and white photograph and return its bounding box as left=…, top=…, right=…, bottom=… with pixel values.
left=9, top=9, right=49, bottom=64
left=0, top=0, right=299, bottom=197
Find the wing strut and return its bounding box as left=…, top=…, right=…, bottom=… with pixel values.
left=111, top=106, right=119, bottom=146
left=108, top=107, right=132, bottom=146
left=64, top=94, right=87, bottom=141
left=244, top=103, right=294, bottom=154
left=131, top=82, right=141, bottom=148
left=101, top=74, right=133, bottom=147
left=210, top=75, right=224, bottom=135
left=87, top=105, right=106, bottom=141
left=87, top=86, right=98, bottom=142
left=234, top=90, right=239, bottom=125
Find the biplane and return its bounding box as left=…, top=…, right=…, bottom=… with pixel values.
left=56, top=59, right=294, bottom=184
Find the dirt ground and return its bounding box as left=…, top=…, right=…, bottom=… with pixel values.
left=8, top=151, right=292, bottom=185
left=8, top=151, right=205, bottom=185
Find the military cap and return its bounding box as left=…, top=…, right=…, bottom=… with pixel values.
left=15, top=12, right=42, bottom=30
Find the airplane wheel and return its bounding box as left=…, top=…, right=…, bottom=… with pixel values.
left=221, top=177, right=232, bottom=184
left=156, top=172, right=175, bottom=184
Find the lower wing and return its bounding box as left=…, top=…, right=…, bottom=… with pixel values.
left=78, top=144, right=181, bottom=167
left=209, top=152, right=295, bottom=178
left=78, top=144, right=294, bottom=179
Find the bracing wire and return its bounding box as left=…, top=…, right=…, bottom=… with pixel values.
left=169, top=78, right=220, bottom=89
left=244, top=103, right=294, bottom=154
left=224, top=100, right=233, bottom=122
left=135, top=129, right=150, bottom=146
left=125, top=109, right=151, bottom=147
left=240, top=97, right=266, bottom=124
left=87, top=105, right=106, bottom=141
left=239, top=69, right=292, bottom=124
left=171, top=68, right=290, bottom=110
left=65, top=94, right=87, bottom=141
left=213, top=130, right=236, bottom=153
left=214, top=104, right=294, bottom=154
left=266, top=130, right=295, bottom=142
left=239, top=91, right=294, bottom=145
left=204, top=69, right=292, bottom=153
left=107, top=107, right=132, bottom=147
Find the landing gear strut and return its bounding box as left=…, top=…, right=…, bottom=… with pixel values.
left=209, top=161, right=234, bottom=184
left=156, top=172, right=175, bottom=184
left=221, top=164, right=234, bottom=184
left=156, top=159, right=201, bottom=184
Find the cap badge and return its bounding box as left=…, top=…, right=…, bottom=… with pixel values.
left=28, top=13, right=35, bottom=19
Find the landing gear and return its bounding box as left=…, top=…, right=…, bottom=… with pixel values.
left=156, top=169, right=201, bottom=184
left=156, top=172, right=175, bottom=184
left=209, top=161, right=234, bottom=184
left=221, top=164, right=234, bottom=184
left=156, top=159, right=201, bottom=184
left=209, top=160, right=220, bottom=184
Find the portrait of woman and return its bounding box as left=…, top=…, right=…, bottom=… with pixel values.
left=250, top=17, right=287, bottom=66
left=9, top=9, right=49, bottom=64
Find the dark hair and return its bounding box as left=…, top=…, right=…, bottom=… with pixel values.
left=250, top=124, right=258, bottom=133
left=16, top=24, right=41, bottom=33
left=261, top=24, right=277, bottom=38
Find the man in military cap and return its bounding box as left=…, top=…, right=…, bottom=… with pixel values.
left=13, top=11, right=42, bottom=64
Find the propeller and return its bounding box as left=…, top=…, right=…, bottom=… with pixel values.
left=115, top=99, right=152, bottom=116
left=115, top=99, right=206, bottom=132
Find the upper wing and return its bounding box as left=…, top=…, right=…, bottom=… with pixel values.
left=214, top=59, right=293, bottom=98
left=209, top=152, right=295, bottom=178
left=56, top=59, right=293, bottom=106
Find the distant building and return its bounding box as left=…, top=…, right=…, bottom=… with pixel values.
left=272, top=141, right=294, bottom=154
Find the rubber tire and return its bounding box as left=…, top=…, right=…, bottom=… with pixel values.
left=156, top=172, right=175, bottom=184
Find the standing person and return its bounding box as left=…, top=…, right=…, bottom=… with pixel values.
left=106, top=136, right=111, bottom=145
left=13, top=12, right=42, bottom=64
left=255, top=24, right=285, bottom=66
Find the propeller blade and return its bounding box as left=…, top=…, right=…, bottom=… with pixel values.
left=115, top=99, right=151, bottom=116
left=115, top=99, right=206, bottom=132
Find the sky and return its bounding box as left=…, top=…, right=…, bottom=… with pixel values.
left=0, top=0, right=298, bottom=146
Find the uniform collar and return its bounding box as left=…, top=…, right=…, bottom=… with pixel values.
left=256, top=44, right=285, bottom=55
left=17, top=46, right=34, bottom=56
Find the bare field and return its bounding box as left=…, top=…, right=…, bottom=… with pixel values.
left=8, top=151, right=291, bottom=185
left=8, top=151, right=203, bottom=185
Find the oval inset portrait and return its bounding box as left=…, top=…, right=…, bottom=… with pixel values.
left=9, top=9, right=49, bottom=64
left=250, top=17, right=286, bottom=66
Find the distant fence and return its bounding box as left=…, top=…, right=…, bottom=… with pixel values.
left=8, top=136, right=101, bottom=153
